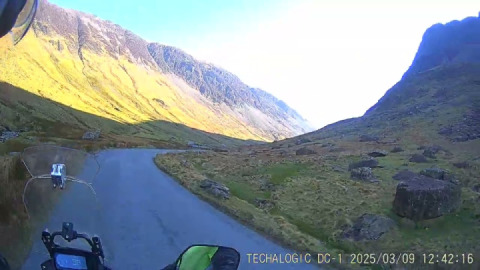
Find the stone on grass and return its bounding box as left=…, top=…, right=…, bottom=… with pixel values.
left=453, top=162, right=470, bottom=169
left=82, top=130, right=100, bottom=140
left=342, top=214, right=395, bottom=241
left=0, top=131, right=20, bottom=143
left=349, top=158, right=379, bottom=170
left=200, top=179, right=230, bottom=199
left=368, top=150, right=388, bottom=157
left=393, top=177, right=461, bottom=221
left=422, top=145, right=443, bottom=158
left=254, top=198, right=275, bottom=210
left=409, top=154, right=428, bottom=163
left=420, top=168, right=456, bottom=183
left=391, top=146, right=404, bottom=153
left=350, top=167, right=378, bottom=183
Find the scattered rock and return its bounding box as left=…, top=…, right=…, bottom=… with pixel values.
left=200, top=179, right=230, bottom=199
left=422, top=145, right=443, bottom=158
left=453, top=161, right=470, bottom=169
left=278, top=151, right=287, bottom=157
left=472, top=184, right=480, bottom=193
left=393, top=177, right=461, bottom=221
left=359, top=135, right=379, bottom=142
left=254, top=198, right=275, bottom=210
left=296, top=147, right=317, bottom=156
left=57, top=40, right=64, bottom=51
left=153, top=98, right=167, bottom=108
left=368, top=150, right=388, bottom=157
left=438, top=109, right=480, bottom=142
left=295, top=138, right=312, bottom=145
left=332, top=166, right=345, bottom=173
left=350, top=167, right=378, bottom=182
left=348, top=158, right=379, bottom=170
left=0, top=131, right=20, bottom=142
left=187, top=141, right=211, bottom=150
left=420, top=168, right=456, bottom=183
left=259, top=179, right=276, bottom=192
left=82, top=130, right=101, bottom=140
left=342, top=214, right=395, bottom=241
left=409, top=154, right=428, bottom=163
left=180, top=159, right=191, bottom=167
left=391, top=146, right=404, bottom=153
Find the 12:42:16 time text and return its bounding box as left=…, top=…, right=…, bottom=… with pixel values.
left=423, top=253, right=474, bottom=264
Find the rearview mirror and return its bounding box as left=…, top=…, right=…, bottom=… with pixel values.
left=176, top=245, right=240, bottom=270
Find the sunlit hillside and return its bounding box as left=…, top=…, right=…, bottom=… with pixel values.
left=0, top=0, right=312, bottom=143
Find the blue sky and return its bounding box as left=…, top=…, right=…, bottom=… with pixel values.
left=48, top=0, right=479, bottom=128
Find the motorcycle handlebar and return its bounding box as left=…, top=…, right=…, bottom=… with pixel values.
left=50, top=231, right=95, bottom=247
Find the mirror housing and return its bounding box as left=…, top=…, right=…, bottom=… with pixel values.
left=176, top=245, right=240, bottom=270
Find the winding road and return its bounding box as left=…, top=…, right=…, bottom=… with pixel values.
left=22, top=149, right=318, bottom=269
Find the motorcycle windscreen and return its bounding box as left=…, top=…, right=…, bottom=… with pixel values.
left=23, top=178, right=100, bottom=259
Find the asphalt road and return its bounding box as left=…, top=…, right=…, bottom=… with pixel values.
left=22, top=149, right=319, bottom=269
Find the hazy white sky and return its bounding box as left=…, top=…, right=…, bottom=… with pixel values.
left=51, top=0, right=479, bottom=128
left=185, top=0, right=478, bottom=128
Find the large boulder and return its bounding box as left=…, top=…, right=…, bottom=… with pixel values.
left=200, top=179, right=230, bottom=199
left=409, top=154, right=428, bottom=163
left=296, top=147, right=316, bottom=156
left=342, top=214, right=395, bottom=241
left=348, top=158, right=379, bottom=170
left=350, top=167, right=378, bottom=183
left=393, top=177, right=461, bottom=221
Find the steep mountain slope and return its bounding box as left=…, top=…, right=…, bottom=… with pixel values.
left=147, top=44, right=311, bottom=140
left=0, top=0, right=311, bottom=143
left=155, top=15, right=480, bottom=264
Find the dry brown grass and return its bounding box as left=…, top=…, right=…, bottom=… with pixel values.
left=155, top=134, right=480, bottom=269
left=0, top=154, right=31, bottom=269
